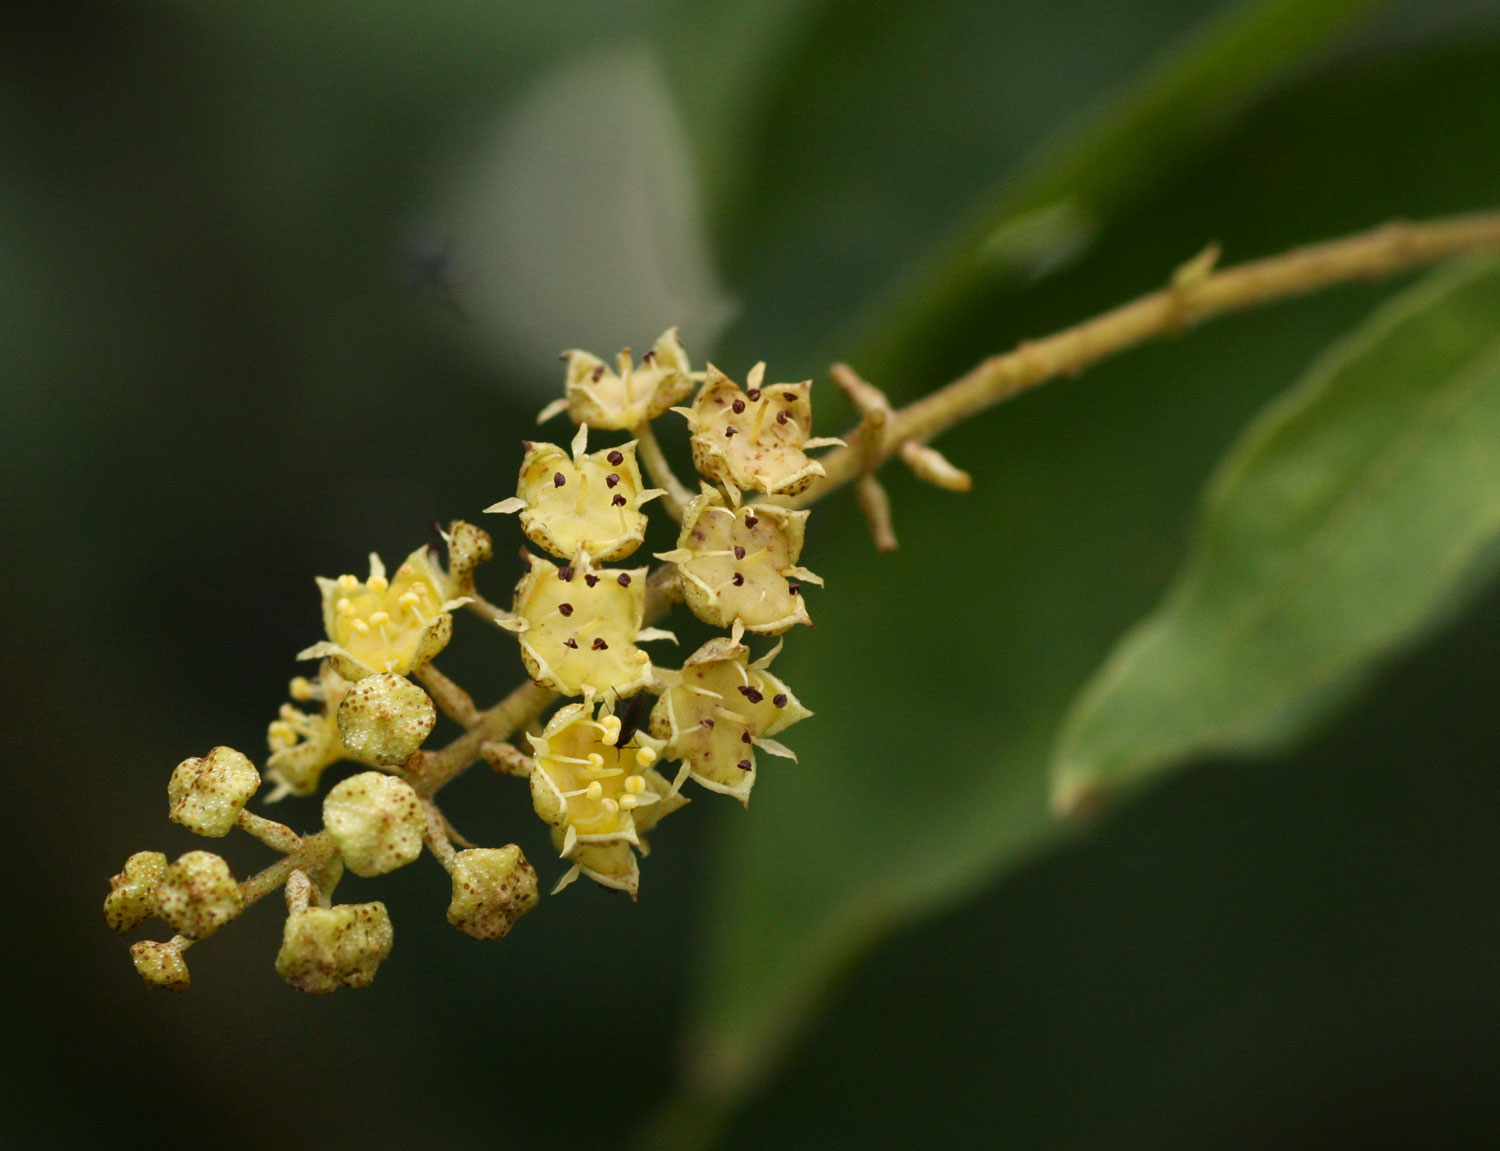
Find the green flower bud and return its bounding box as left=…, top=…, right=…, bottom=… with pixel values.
left=154, top=852, right=242, bottom=940
left=275, top=903, right=393, bottom=994
left=167, top=746, right=260, bottom=837
left=104, top=851, right=167, bottom=933
left=130, top=939, right=190, bottom=992
left=322, top=772, right=424, bottom=876
left=336, top=673, right=436, bottom=768
left=447, top=846, right=540, bottom=941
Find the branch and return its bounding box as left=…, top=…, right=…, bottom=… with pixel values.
left=791, top=210, right=1500, bottom=507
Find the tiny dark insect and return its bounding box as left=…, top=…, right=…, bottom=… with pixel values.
left=615, top=689, right=653, bottom=746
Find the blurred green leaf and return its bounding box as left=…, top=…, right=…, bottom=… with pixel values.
left=846, top=0, right=1395, bottom=382
left=1052, top=256, right=1500, bottom=812
left=649, top=0, right=1399, bottom=1141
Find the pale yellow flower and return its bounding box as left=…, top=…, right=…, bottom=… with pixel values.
left=540, top=327, right=694, bottom=431
left=679, top=363, right=841, bottom=500
left=657, top=485, right=822, bottom=635
left=298, top=546, right=470, bottom=681
left=485, top=424, right=663, bottom=562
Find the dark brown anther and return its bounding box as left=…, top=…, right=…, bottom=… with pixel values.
left=590, top=365, right=605, bottom=382
left=725, top=426, right=738, bottom=437
left=732, top=573, right=744, bottom=587
left=747, top=388, right=761, bottom=401
left=558, top=602, right=574, bottom=616
left=558, top=566, right=575, bottom=581
left=611, top=494, right=627, bottom=507
left=564, top=638, right=578, bottom=649
left=776, top=410, right=789, bottom=424
left=642, top=349, right=656, bottom=363
left=606, top=473, right=620, bottom=488
left=734, top=546, right=746, bottom=560
left=584, top=574, right=599, bottom=587
left=741, top=731, right=752, bottom=744
left=701, top=717, right=715, bottom=729
left=788, top=583, right=801, bottom=595
left=592, top=637, right=608, bottom=651
left=737, top=685, right=763, bottom=703
left=607, top=450, right=624, bottom=465
left=736, top=759, right=752, bottom=771
left=744, top=514, right=758, bottom=528
left=773, top=693, right=787, bottom=708
left=732, top=399, right=745, bottom=414
left=553, top=472, right=566, bottom=487
left=617, top=573, right=632, bottom=587
left=782, top=391, right=797, bottom=402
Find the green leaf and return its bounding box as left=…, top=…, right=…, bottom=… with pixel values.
left=842, top=0, right=1396, bottom=382
left=1052, top=256, right=1500, bottom=812
left=647, top=0, right=1399, bottom=1140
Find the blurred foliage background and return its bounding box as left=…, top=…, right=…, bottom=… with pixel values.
left=6, top=1, right=1500, bottom=1147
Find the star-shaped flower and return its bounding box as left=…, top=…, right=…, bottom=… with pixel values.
left=540, top=328, right=694, bottom=431
left=526, top=702, right=687, bottom=897
left=678, top=363, right=842, bottom=501
left=499, top=553, right=673, bottom=700
left=485, top=424, right=663, bottom=562
left=657, top=486, right=822, bottom=635
left=298, top=546, right=471, bottom=681
left=649, top=630, right=811, bottom=806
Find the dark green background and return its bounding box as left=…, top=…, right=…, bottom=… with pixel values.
left=5, top=1, right=1500, bottom=1147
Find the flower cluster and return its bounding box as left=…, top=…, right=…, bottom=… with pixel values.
left=107, top=328, right=834, bottom=992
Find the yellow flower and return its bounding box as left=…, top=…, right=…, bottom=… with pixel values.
left=540, top=328, right=695, bottom=430
left=298, top=546, right=470, bottom=681
left=649, top=629, right=811, bottom=806
left=264, top=666, right=350, bottom=801
left=500, top=552, right=673, bottom=700
left=679, top=363, right=841, bottom=500
left=526, top=701, right=687, bottom=898
left=657, top=485, right=822, bottom=635
left=485, top=424, right=663, bottom=562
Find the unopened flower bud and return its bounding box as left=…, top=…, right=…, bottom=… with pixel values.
left=336, top=673, right=436, bottom=767
left=322, top=772, right=425, bottom=876
left=167, top=746, right=260, bottom=837
left=442, top=520, right=493, bottom=588
left=447, top=846, right=540, bottom=941
left=104, top=851, right=167, bottom=933
left=130, top=939, right=190, bottom=991
left=275, top=902, right=393, bottom=994
left=155, top=851, right=242, bottom=940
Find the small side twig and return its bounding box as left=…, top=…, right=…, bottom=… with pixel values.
left=414, top=662, right=481, bottom=728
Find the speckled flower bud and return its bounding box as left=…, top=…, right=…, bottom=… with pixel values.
left=442, top=519, right=493, bottom=589
left=104, top=851, right=167, bottom=933
left=167, top=746, right=260, bottom=837
left=322, top=772, right=425, bottom=876
left=447, top=846, right=540, bottom=941
left=130, top=939, right=190, bottom=992
left=275, top=902, right=393, bottom=994
left=155, top=851, right=243, bottom=940
left=336, top=673, right=436, bottom=768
